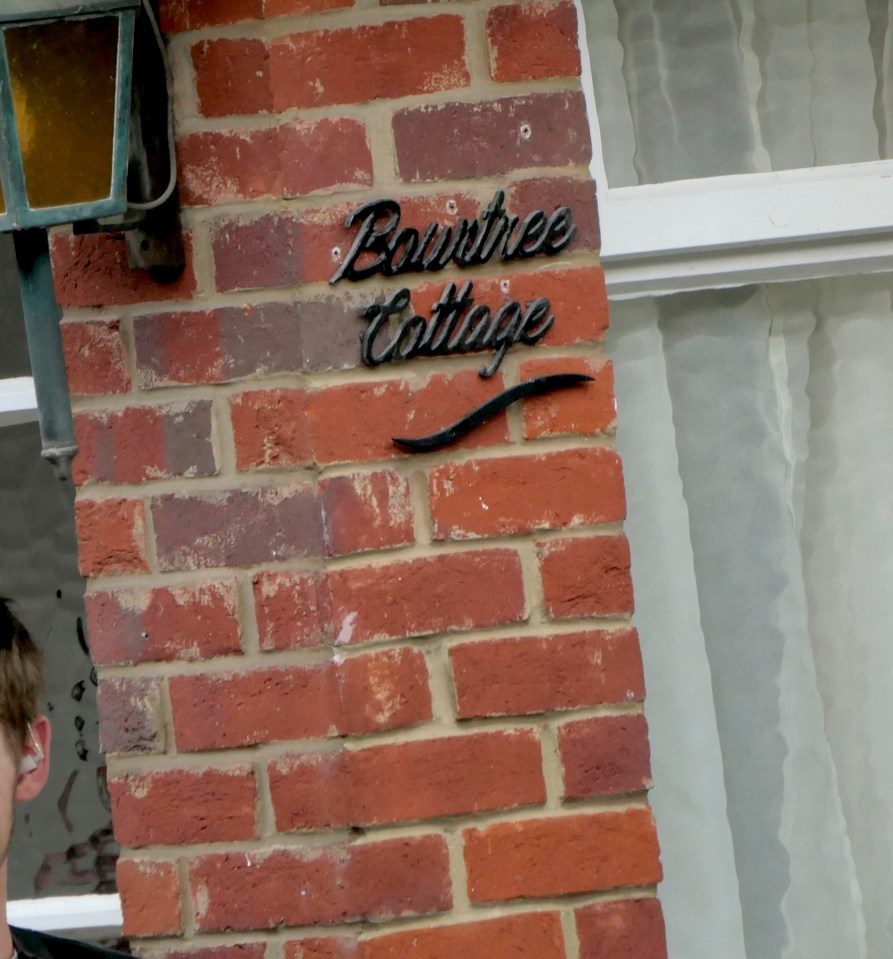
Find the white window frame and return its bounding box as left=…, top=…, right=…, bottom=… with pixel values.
left=575, top=0, right=893, bottom=298
left=0, top=377, right=123, bottom=935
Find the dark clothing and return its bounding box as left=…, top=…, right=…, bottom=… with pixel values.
left=12, top=927, right=123, bottom=959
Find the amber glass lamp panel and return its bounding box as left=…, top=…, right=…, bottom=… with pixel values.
left=5, top=15, right=119, bottom=209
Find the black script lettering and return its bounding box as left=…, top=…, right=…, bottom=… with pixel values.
left=450, top=303, right=493, bottom=352
left=360, top=288, right=412, bottom=365
left=518, top=298, right=555, bottom=344
left=331, top=200, right=401, bottom=284
left=418, top=281, right=474, bottom=353
left=388, top=227, right=420, bottom=275
left=542, top=207, right=576, bottom=254
left=504, top=210, right=548, bottom=259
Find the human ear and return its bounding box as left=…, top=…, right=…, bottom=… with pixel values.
left=15, top=714, right=50, bottom=802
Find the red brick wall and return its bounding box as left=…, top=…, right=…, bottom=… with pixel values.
left=57, top=2, right=665, bottom=957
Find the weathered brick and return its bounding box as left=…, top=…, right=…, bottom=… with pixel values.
left=506, top=177, right=599, bottom=253
left=109, top=767, right=257, bottom=847
left=286, top=942, right=357, bottom=959
left=193, top=38, right=272, bottom=118
left=307, top=371, right=509, bottom=466
left=157, top=946, right=266, bottom=959
left=539, top=536, right=634, bottom=619
left=269, top=730, right=545, bottom=830
left=429, top=448, right=625, bottom=539
left=520, top=357, right=615, bottom=439
left=117, top=859, right=182, bottom=937
left=178, top=119, right=372, bottom=205
left=134, top=302, right=305, bottom=388
left=450, top=629, right=645, bottom=718
left=97, top=677, right=165, bottom=754
left=62, top=320, right=130, bottom=396
left=394, top=92, right=590, bottom=181
left=170, top=648, right=432, bottom=750
left=164, top=0, right=353, bottom=30
left=253, top=571, right=334, bottom=650
left=488, top=2, right=581, bottom=82
left=86, top=581, right=241, bottom=665
left=321, top=471, right=414, bottom=556
left=152, top=486, right=324, bottom=570
left=269, top=17, right=468, bottom=110
left=576, top=899, right=668, bottom=959
left=362, top=913, right=565, bottom=959
left=52, top=232, right=196, bottom=309
left=189, top=836, right=451, bottom=931
left=560, top=714, right=652, bottom=799
left=464, top=809, right=662, bottom=902
left=74, top=402, right=216, bottom=485
left=75, top=498, right=149, bottom=576
left=327, top=549, right=526, bottom=645
left=230, top=389, right=312, bottom=471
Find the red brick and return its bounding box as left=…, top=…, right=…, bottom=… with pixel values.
left=51, top=232, right=196, bottom=309
left=86, top=581, right=241, bottom=665
left=506, top=177, right=600, bottom=253
left=362, top=912, right=566, bottom=959
left=62, top=320, right=130, bottom=396
left=161, top=0, right=261, bottom=31
left=488, top=2, right=581, bottom=82
left=560, top=714, right=652, bottom=799
left=307, top=371, right=510, bottom=466
left=74, top=402, right=216, bottom=485
left=521, top=357, right=615, bottom=439
left=410, top=266, right=609, bottom=348
left=269, top=17, right=468, bottom=110
left=576, top=899, right=668, bottom=959
left=464, top=808, right=662, bottom=902
left=75, top=498, right=149, bottom=576
left=394, top=92, right=590, bottom=181
left=231, top=389, right=312, bottom=471
left=134, top=303, right=304, bottom=388
left=162, top=0, right=353, bottom=30
left=109, top=767, right=257, bottom=847
left=97, top=677, right=165, bottom=754
left=280, top=118, right=373, bottom=196
left=270, top=730, right=545, bottom=830
left=117, top=859, right=182, bottom=937
left=253, top=571, right=333, bottom=650
left=193, top=38, right=272, bottom=118
left=321, top=470, right=414, bottom=555
left=327, top=549, right=526, bottom=645
left=178, top=119, right=372, bottom=206
left=151, top=486, right=324, bottom=570
left=429, top=448, right=625, bottom=539
left=287, top=941, right=357, bottom=959
left=189, top=836, right=451, bottom=931
left=539, top=536, right=634, bottom=619
left=450, top=629, right=645, bottom=719
left=177, top=127, right=281, bottom=205
left=170, top=648, right=432, bottom=750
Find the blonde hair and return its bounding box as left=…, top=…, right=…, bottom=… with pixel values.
left=0, top=599, right=43, bottom=756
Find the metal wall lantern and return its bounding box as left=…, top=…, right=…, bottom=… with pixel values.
left=0, top=0, right=175, bottom=480
left=0, top=0, right=138, bottom=231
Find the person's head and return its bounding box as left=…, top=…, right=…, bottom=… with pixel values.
left=0, top=599, right=49, bottom=818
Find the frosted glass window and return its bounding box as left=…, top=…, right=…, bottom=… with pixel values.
left=608, top=273, right=893, bottom=959
left=2, top=423, right=117, bottom=899
left=584, top=0, right=893, bottom=186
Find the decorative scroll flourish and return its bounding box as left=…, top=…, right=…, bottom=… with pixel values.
left=392, top=373, right=595, bottom=452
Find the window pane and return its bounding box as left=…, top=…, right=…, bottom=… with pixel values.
left=608, top=273, right=893, bottom=958
left=584, top=0, right=891, bottom=186
left=1, top=423, right=118, bottom=899
left=5, top=15, right=118, bottom=209
left=0, top=235, right=28, bottom=378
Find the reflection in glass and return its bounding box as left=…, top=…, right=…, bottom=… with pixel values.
left=5, top=16, right=119, bottom=209
left=2, top=423, right=118, bottom=898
